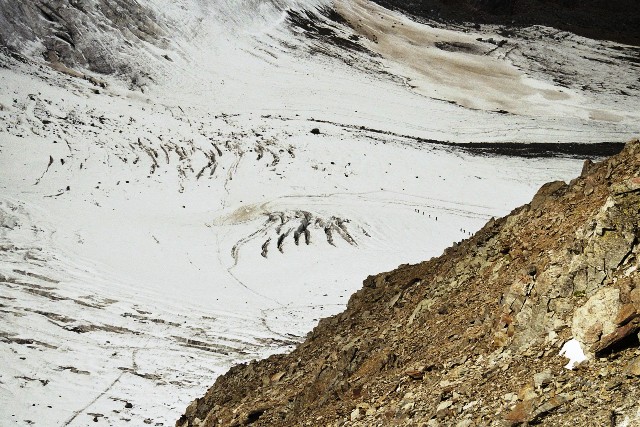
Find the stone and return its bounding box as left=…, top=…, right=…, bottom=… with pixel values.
left=624, top=356, right=640, bottom=377
left=462, top=401, right=478, bottom=411
left=583, top=321, right=603, bottom=344
left=612, top=176, right=640, bottom=194
left=270, top=371, right=286, bottom=383
left=405, top=369, right=424, bottom=380
left=530, top=394, right=569, bottom=423
left=584, top=183, right=594, bottom=196
left=401, top=400, right=414, bottom=411
left=350, top=408, right=361, bottom=422
left=615, top=304, right=639, bottom=326
left=436, top=400, right=452, bottom=412
left=518, top=383, right=537, bottom=402
left=493, top=331, right=509, bottom=348
left=530, top=181, right=567, bottom=210
left=581, top=159, right=595, bottom=177
left=504, top=399, right=534, bottom=425
left=533, top=370, right=553, bottom=389
left=630, top=288, right=640, bottom=307
left=572, top=287, right=621, bottom=348
left=408, top=298, right=435, bottom=325
left=592, top=320, right=640, bottom=353
left=436, top=400, right=452, bottom=418
left=503, top=392, right=518, bottom=402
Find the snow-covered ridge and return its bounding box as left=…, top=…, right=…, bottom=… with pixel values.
left=0, top=0, right=638, bottom=425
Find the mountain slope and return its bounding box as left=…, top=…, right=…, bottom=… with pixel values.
left=372, top=0, right=640, bottom=46
left=177, top=139, right=640, bottom=427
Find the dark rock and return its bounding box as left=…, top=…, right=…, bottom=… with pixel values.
left=581, top=159, right=595, bottom=176
left=404, top=369, right=424, bottom=380
left=527, top=265, right=537, bottom=276
left=369, top=0, right=640, bottom=46
left=530, top=394, right=569, bottom=422
left=593, top=320, right=640, bottom=354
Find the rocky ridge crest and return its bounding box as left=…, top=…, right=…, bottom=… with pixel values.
left=373, top=0, right=640, bottom=46
left=178, top=140, right=640, bottom=426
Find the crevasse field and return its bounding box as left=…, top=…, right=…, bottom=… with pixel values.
left=1, top=0, right=638, bottom=425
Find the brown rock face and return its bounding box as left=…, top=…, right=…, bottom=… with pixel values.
left=177, top=139, right=640, bottom=427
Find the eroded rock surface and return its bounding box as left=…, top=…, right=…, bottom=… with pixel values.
left=177, top=140, right=640, bottom=426
left=0, top=0, right=169, bottom=88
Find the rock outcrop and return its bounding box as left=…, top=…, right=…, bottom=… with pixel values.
left=178, top=140, right=640, bottom=426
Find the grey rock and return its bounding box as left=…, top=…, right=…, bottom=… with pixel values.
left=572, top=287, right=621, bottom=350
left=533, top=370, right=553, bottom=389
left=624, top=356, right=640, bottom=376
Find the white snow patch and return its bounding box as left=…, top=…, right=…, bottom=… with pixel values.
left=559, top=338, right=588, bottom=370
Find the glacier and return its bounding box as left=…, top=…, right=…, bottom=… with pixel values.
left=0, top=0, right=638, bottom=425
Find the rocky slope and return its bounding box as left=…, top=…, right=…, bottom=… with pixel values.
left=0, top=0, right=172, bottom=89
left=372, top=0, right=640, bottom=46
left=177, top=139, right=640, bottom=427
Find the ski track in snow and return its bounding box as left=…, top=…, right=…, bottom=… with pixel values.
left=1, top=0, right=639, bottom=425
